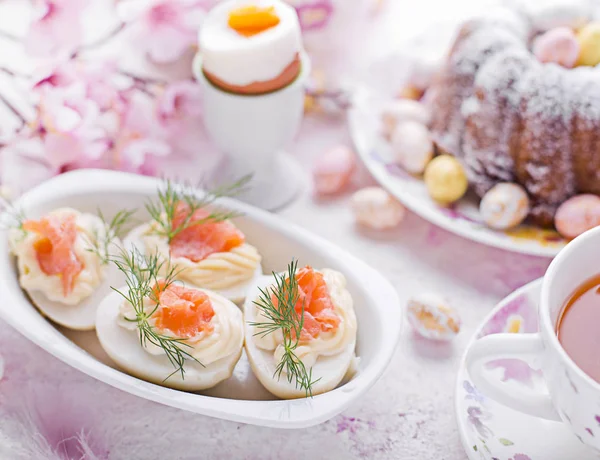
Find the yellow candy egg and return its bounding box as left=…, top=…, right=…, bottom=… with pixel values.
left=424, top=155, right=468, bottom=205
left=576, top=22, right=600, bottom=67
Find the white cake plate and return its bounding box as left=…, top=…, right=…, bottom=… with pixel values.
left=348, top=90, right=567, bottom=258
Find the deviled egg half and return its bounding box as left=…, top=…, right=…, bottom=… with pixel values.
left=244, top=263, right=358, bottom=399
left=9, top=207, right=122, bottom=330
left=125, top=199, right=262, bottom=304
left=96, top=263, right=244, bottom=391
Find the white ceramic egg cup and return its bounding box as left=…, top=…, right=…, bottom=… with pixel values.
left=0, top=169, right=402, bottom=428
left=194, top=52, right=310, bottom=211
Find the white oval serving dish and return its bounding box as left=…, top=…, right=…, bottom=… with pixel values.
left=0, top=169, right=402, bottom=428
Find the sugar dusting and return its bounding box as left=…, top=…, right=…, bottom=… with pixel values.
left=428, top=0, right=600, bottom=226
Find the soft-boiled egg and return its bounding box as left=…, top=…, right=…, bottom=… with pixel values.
left=124, top=207, right=262, bottom=304
left=95, top=280, right=244, bottom=391
left=244, top=267, right=358, bottom=399
left=9, top=207, right=123, bottom=331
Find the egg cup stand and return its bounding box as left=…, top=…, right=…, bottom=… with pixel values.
left=194, top=53, right=311, bottom=211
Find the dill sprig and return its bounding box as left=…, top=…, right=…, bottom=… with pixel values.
left=145, top=176, right=251, bottom=243
left=249, top=260, right=321, bottom=397
left=86, top=208, right=136, bottom=264
left=110, top=247, right=203, bottom=381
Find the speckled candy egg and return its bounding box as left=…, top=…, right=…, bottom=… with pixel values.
left=351, top=187, right=405, bottom=230
left=480, top=183, right=530, bottom=230
left=424, top=155, right=468, bottom=205
left=407, top=293, right=460, bottom=341
left=533, top=27, right=580, bottom=68
left=576, top=22, right=600, bottom=67
left=555, top=194, right=600, bottom=239
left=391, top=121, right=434, bottom=174
left=381, top=100, right=431, bottom=140
left=312, top=145, right=356, bottom=195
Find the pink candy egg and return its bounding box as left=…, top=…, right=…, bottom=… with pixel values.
left=391, top=121, right=434, bottom=174
left=381, top=100, right=431, bottom=140
left=533, top=27, right=580, bottom=68
left=312, top=145, right=356, bottom=195
left=555, top=194, right=600, bottom=239
left=351, top=186, right=405, bottom=230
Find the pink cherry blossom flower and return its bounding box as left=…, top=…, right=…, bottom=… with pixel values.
left=112, top=90, right=171, bottom=173
left=25, top=0, right=87, bottom=57
left=32, top=59, right=77, bottom=89
left=157, top=80, right=203, bottom=121
left=157, top=80, right=206, bottom=159
left=34, top=83, right=110, bottom=170
left=33, top=59, right=133, bottom=112
left=119, top=0, right=214, bottom=63
left=1, top=137, right=56, bottom=194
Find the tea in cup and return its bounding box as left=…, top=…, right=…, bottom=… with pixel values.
left=466, top=226, right=600, bottom=450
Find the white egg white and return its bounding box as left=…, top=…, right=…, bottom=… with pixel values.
left=28, top=262, right=124, bottom=331
left=95, top=287, right=244, bottom=391
left=10, top=208, right=125, bottom=331
left=243, top=276, right=357, bottom=400
left=124, top=223, right=263, bottom=305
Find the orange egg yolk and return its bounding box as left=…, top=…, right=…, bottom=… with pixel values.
left=228, top=5, right=280, bottom=37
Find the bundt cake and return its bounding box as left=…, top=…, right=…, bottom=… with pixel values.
left=427, top=3, right=600, bottom=227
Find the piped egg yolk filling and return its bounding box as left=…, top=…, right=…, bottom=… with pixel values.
left=152, top=282, right=215, bottom=338
left=273, top=266, right=341, bottom=341
left=169, top=202, right=245, bottom=263
left=23, top=214, right=83, bottom=296
left=228, top=5, right=280, bottom=37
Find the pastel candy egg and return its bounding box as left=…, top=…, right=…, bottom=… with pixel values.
left=424, top=155, right=468, bottom=205
left=398, top=85, right=424, bottom=101
left=576, top=22, right=600, bottom=67
left=555, top=194, right=600, bottom=239
left=381, top=100, right=431, bottom=140
left=312, top=145, right=356, bottom=195
left=391, top=121, right=434, bottom=174
left=407, top=293, right=460, bottom=341
left=533, top=27, right=580, bottom=68
left=480, top=183, right=530, bottom=230
left=351, top=186, right=405, bottom=230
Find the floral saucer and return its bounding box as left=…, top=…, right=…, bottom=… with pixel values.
left=347, top=91, right=567, bottom=258
left=456, top=279, right=598, bottom=459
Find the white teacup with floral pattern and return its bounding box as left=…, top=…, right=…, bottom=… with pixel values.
left=466, top=226, right=600, bottom=450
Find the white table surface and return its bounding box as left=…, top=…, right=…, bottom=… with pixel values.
left=0, top=0, right=554, bottom=458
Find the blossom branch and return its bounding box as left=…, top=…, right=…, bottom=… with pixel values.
left=77, top=21, right=127, bottom=53
left=0, top=92, right=27, bottom=128
left=0, top=67, right=30, bottom=79
left=0, top=29, right=21, bottom=42
left=118, top=70, right=167, bottom=86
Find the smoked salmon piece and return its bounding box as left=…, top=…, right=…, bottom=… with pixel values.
left=23, top=214, right=84, bottom=296
left=169, top=202, right=245, bottom=263
left=273, top=266, right=340, bottom=341
left=152, top=282, right=215, bottom=338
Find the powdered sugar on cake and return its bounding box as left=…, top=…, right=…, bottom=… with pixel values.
left=427, top=0, right=600, bottom=226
